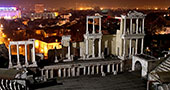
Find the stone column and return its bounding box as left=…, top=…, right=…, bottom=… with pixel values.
left=96, top=65, right=99, bottom=74
left=76, top=67, right=80, bottom=76
left=136, top=18, right=139, bottom=34
left=16, top=44, right=21, bottom=67
left=92, top=39, right=95, bottom=58
left=45, top=70, right=49, bottom=79
left=86, top=17, right=89, bottom=34
left=123, top=39, right=126, bottom=57
left=142, top=18, right=145, bottom=34
left=107, top=64, right=110, bottom=73
left=98, top=38, right=102, bottom=58
left=41, top=69, right=44, bottom=76
left=123, top=18, right=126, bottom=34
left=130, top=19, right=133, bottom=34
left=68, top=42, right=71, bottom=60
left=129, top=39, right=132, bottom=56
left=91, top=66, right=94, bottom=75
left=135, top=39, right=138, bottom=54
left=99, top=17, right=102, bottom=34
left=63, top=68, right=66, bottom=77
left=87, top=66, right=90, bottom=75
left=85, top=39, right=89, bottom=58
left=92, top=18, right=95, bottom=34
left=8, top=45, right=12, bottom=68
left=101, top=65, right=103, bottom=73
left=32, top=42, right=37, bottom=66
left=112, top=64, right=115, bottom=73
left=116, top=64, right=119, bottom=72
left=141, top=38, right=144, bottom=54
left=112, top=64, right=117, bottom=75
left=50, top=69, right=54, bottom=78
left=25, top=44, right=28, bottom=66
left=58, top=69, right=62, bottom=77
left=71, top=67, right=75, bottom=77
left=120, top=62, right=123, bottom=72
left=83, top=66, right=86, bottom=75
left=68, top=68, right=71, bottom=77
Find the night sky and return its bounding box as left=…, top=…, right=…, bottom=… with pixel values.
left=0, top=0, right=169, bottom=9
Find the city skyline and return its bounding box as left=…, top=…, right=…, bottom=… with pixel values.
left=0, top=0, right=169, bottom=9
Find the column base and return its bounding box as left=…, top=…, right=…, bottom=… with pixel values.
left=63, top=59, right=72, bottom=62
left=29, top=63, right=37, bottom=67
left=8, top=62, right=13, bottom=68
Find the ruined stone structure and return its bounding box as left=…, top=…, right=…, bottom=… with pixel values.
left=132, top=54, right=159, bottom=77
left=115, top=11, right=146, bottom=60
left=8, top=11, right=147, bottom=81
left=8, top=39, right=37, bottom=68
left=147, top=55, right=170, bottom=90
left=61, top=35, right=72, bottom=62
left=84, top=15, right=103, bottom=59
left=41, top=60, right=123, bottom=79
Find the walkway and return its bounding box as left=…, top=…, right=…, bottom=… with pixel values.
left=36, top=72, right=146, bottom=90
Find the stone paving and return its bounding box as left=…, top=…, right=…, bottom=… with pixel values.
left=36, top=72, right=146, bottom=90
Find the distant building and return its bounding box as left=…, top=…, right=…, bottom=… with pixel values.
left=0, top=7, right=21, bottom=19
left=35, top=4, right=44, bottom=13
left=28, top=12, right=58, bottom=20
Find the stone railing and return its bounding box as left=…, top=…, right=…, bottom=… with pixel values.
left=41, top=60, right=123, bottom=79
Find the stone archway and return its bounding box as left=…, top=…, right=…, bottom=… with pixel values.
left=132, top=55, right=149, bottom=77
left=134, top=61, right=142, bottom=77
left=134, top=61, right=142, bottom=71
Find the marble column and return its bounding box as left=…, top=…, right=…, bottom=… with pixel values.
left=99, top=17, right=102, bottom=34
left=58, top=69, right=62, bottom=77
left=136, top=18, right=139, bottom=34
left=17, top=44, right=21, bottom=67
left=32, top=42, right=37, bottom=66
left=129, top=39, right=132, bottom=56
left=101, top=65, right=103, bottom=73
left=107, top=64, right=110, bottom=73
left=142, top=18, right=145, bottom=34
left=85, top=39, right=89, bottom=58
left=92, top=18, right=95, bottom=34
left=91, top=66, right=94, bottom=75
left=45, top=70, right=49, bottom=79
left=88, top=66, right=90, bottom=75
left=92, top=39, right=95, bottom=58
left=68, top=68, right=71, bottom=77
left=98, top=38, right=102, bottom=58
left=86, top=17, right=89, bottom=34
left=130, top=19, right=133, bottom=34
left=135, top=39, right=138, bottom=54
left=25, top=44, right=28, bottom=66
left=141, top=38, right=144, bottom=54
left=83, top=66, right=86, bottom=75
left=123, top=18, right=126, bottom=34
left=63, top=68, right=66, bottom=77
left=71, top=67, right=75, bottom=77
left=112, top=64, right=115, bottom=73
left=96, top=65, right=99, bottom=74
left=41, top=69, right=44, bottom=76
left=76, top=67, right=80, bottom=76
left=68, top=42, right=71, bottom=60
left=8, top=45, right=12, bottom=68
left=116, top=64, right=119, bottom=72
left=120, top=62, right=123, bottom=72
left=123, top=39, right=126, bottom=57
left=50, top=69, right=54, bottom=78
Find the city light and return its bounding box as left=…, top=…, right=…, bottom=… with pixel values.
left=154, top=7, right=158, bottom=10
left=0, top=7, right=21, bottom=19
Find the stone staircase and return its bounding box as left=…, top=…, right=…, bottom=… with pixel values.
left=153, top=56, right=170, bottom=72
left=0, top=79, right=27, bottom=90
